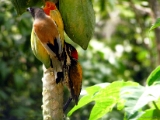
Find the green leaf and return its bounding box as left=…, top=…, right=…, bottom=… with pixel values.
left=86, top=83, right=110, bottom=95
left=121, top=85, right=160, bottom=119
left=89, top=81, right=138, bottom=120
left=93, top=81, right=138, bottom=102
left=11, top=0, right=43, bottom=15
left=59, top=0, right=95, bottom=50
left=68, top=83, right=110, bottom=116
left=68, top=81, right=139, bottom=119
left=67, top=95, right=93, bottom=116
left=89, top=100, right=116, bottom=120
left=120, top=86, right=145, bottom=119
left=138, top=109, right=160, bottom=120
left=133, top=85, right=160, bottom=113
left=149, top=18, right=160, bottom=31
left=147, top=66, right=160, bottom=86
left=154, top=98, right=160, bottom=109
left=117, top=99, right=125, bottom=111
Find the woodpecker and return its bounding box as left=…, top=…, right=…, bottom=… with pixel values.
left=43, top=1, right=82, bottom=106
left=27, top=7, right=63, bottom=83
left=63, top=42, right=83, bottom=107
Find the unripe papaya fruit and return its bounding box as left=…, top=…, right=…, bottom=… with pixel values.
left=11, top=0, right=43, bottom=15
left=59, top=0, right=95, bottom=50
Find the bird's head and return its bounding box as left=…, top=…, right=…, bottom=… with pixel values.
left=65, top=42, right=78, bottom=61
left=43, top=1, right=57, bottom=15
left=71, top=48, right=78, bottom=61
left=27, top=7, right=45, bottom=19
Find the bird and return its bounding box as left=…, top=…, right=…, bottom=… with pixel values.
left=27, top=7, right=64, bottom=83
left=43, top=1, right=64, bottom=44
left=63, top=42, right=83, bottom=111
left=30, top=2, right=64, bottom=69
left=43, top=1, right=57, bottom=16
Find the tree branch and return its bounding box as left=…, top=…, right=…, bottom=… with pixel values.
left=42, top=66, right=63, bottom=120
left=149, top=0, right=160, bottom=64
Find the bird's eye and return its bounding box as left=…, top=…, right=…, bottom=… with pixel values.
left=27, top=7, right=34, bottom=13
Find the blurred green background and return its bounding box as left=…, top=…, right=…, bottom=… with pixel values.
left=0, top=0, right=159, bottom=119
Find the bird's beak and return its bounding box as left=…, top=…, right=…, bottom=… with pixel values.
left=26, top=7, right=31, bottom=12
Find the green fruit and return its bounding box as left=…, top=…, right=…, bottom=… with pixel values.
left=59, top=0, right=95, bottom=50
left=11, top=0, right=43, bottom=15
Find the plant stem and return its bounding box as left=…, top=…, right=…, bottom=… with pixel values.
left=152, top=101, right=160, bottom=111
left=42, top=65, right=64, bottom=120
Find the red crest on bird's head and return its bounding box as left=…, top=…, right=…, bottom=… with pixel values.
left=65, top=42, right=78, bottom=60
left=71, top=49, right=78, bottom=60
left=43, top=1, right=57, bottom=15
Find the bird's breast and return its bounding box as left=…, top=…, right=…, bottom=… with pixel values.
left=33, top=18, right=59, bottom=44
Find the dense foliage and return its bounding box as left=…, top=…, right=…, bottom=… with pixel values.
left=1, top=0, right=160, bottom=120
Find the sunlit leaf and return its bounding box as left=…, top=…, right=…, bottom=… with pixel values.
left=86, top=83, right=110, bottom=95
left=132, top=85, right=160, bottom=113
left=138, top=109, right=160, bottom=120
left=149, top=18, right=160, bottom=31
left=89, top=99, right=116, bottom=120
left=68, top=83, right=110, bottom=116
left=154, top=98, right=160, bottom=109
left=68, top=81, right=138, bottom=118
left=117, top=99, right=125, bottom=111
left=120, top=86, right=145, bottom=119
left=67, top=95, right=93, bottom=116
left=89, top=81, right=138, bottom=120
left=93, top=81, right=139, bottom=102
left=147, top=66, right=160, bottom=86
left=121, top=85, right=160, bottom=119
